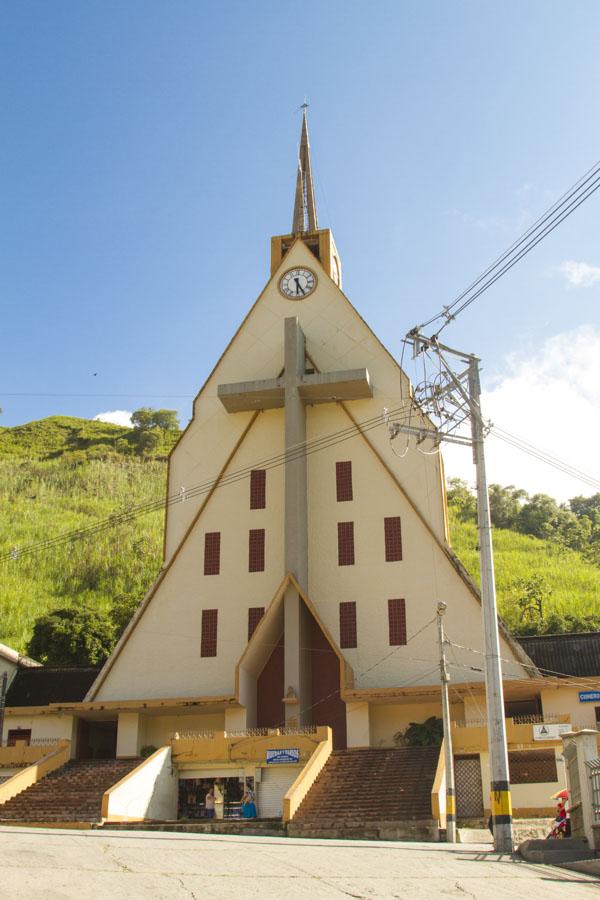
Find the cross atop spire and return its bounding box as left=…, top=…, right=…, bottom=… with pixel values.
left=292, top=105, right=318, bottom=234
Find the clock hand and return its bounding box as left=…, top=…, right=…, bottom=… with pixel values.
left=294, top=277, right=306, bottom=295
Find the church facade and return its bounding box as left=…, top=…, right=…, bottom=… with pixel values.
left=5, top=113, right=596, bottom=826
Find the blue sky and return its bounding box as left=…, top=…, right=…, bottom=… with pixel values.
left=2, top=1, right=600, bottom=497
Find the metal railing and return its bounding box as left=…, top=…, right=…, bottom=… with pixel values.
left=171, top=725, right=319, bottom=741
left=0, top=738, right=59, bottom=748
left=453, top=714, right=571, bottom=729
left=587, top=757, right=600, bottom=825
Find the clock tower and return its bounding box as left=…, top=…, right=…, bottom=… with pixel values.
left=270, top=106, right=342, bottom=289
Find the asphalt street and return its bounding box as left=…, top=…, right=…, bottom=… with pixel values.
left=0, top=827, right=598, bottom=899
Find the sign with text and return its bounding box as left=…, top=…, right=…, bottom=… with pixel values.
left=579, top=691, right=600, bottom=703
left=266, top=748, right=300, bottom=764
left=533, top=723, right=572, bottom=741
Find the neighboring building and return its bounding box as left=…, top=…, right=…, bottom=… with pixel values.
left=1, top=114, right=599, bottom=827
left=0, top=643, right=39, bottom=696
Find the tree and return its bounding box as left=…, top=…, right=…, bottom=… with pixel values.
left=131, top=408, right=180, bottom=432
left=396, top=716, right=443, bottom=747
left=488, top=484, right=527, bottom=530
left=510, top=575, right=552, bottom=628
left=27, top=607, right=114, bottom=666
left=517, top=494, right=560, bottom=539
left=446, top=478, right=477, bottom=522
left=136, top=429, right=161, bottom=456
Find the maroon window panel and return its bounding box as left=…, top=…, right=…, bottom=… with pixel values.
left=7, top=729, right=31, bottom=747
left=337, top=522, right=355, bottom=566
left=384, top=516, right=403, bottom=561
left=388, top=598, right=407, bottom=646
left=250, top=469, right=266, bottom=510
left=204, top=532, right=221, bottom=575
left=249, top=528, right=265, bottom=572
left=248, top=607, right=265, bottom=641
left=201, top=609, right=218, bottom=657
left=339, top=602, right=357, bottom=649
left=336, top=461, right=353, bottom=502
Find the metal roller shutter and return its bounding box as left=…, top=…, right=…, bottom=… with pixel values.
left=257, top=767, right=301, bottom=818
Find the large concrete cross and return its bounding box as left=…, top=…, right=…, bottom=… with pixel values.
left=218, top=316, right=372, bottom=723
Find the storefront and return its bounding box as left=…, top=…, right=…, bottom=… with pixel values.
left=178, top=775, right=249, bottom=819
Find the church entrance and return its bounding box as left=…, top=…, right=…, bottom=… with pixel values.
left=76, top=719, right=118, bottom=760
left=306, top=609, right=347, bottom=750
left=254, top=604, right=347, bottom=749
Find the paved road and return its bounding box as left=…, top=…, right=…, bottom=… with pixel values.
left=0, top=827, right=598, bottom=899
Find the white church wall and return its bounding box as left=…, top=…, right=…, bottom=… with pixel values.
left=142, top=713, right=225, bottom=748
left=94, top=410, right=286, bottom=701
left=164, top=239, right=447, bottom=563
left=306, top=401, right=529, bottom=691
left=369, top=701, right=464, bottom=748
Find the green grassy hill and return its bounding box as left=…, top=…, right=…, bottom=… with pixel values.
left=0, top=416, right=598, bottom=653
left=448, top=510, right=600, bottom=633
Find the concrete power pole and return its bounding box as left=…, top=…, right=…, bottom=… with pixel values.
left=0, top=671, right=7, bottom=743
left=469, top=357, right=513, bottom=853
left=389, top=334, right=514, bottom=854
left=437, top=601, right=456, bottom=842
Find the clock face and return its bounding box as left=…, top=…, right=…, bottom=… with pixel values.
left=279, top=267, right=317, bottom=299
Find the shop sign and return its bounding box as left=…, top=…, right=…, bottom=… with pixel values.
left=266, top=748, right=300, bottom=764
left=533, top=723, right=572, bottom=741
left=578, top=691, right=600, bottom=703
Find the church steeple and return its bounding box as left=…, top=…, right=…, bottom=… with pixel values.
left=270, top=106, right=342, bottom=288
left=292, top=105, right=318, bottom=234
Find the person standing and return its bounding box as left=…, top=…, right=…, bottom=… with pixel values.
left=204, top=788, right=215, bottom=819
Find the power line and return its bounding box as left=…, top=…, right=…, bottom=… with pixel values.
left=1, top=404, right=414, bottom=563
left=490, top=426, right=600, bottom=492
left=415, top=157, right=600, bottom=334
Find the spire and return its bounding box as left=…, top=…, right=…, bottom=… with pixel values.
left=292, top=105, right=318, bottom=234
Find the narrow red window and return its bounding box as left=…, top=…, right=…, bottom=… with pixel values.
left=248, top=607, right=265, bottom=641
left=384, top=516, right=402, bottom=561
left=250, top=469, right=266, bottom=509
left=339, top=602, right=357, bottom=649
left=337, top=522, right=355, bottom=566
left=388, top=598, right=407, bottom=646
left=249, top=528, right=265, bottom=572
left=336, top=461, right=353, bottom=502
left=201, top=609, right=218, bottom=657
left=204, top=532, right=221, bottom=575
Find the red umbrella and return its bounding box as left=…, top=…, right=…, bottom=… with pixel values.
left=551, top=789, right=569, bottom=800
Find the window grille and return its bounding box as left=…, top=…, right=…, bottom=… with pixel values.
left=337, top=522, right=355, bottom=566
left=388, top=598, right=407, bottom=646
left=248, top=607, right=265, bottom=641
left=339, top=601, right=357, bottom=648
left=201, top=609, right=218, bottom=657
left=249, top=529, right=265, bottom=572
left=508, top=749, right=558, bottom=784
left=250, top=469, right=266, bottom=509
left=384, top=516, right=402, bottom=561
left=204, top=532, right=221, bottom=575
left=336, top=461, right=353, bottom=502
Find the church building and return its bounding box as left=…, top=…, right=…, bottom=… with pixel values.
left=2, top=112, right=596, bottom=832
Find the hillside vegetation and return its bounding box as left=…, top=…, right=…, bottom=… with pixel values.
left=0, top=416, right=598, bottom=656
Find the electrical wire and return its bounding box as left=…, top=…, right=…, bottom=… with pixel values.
left=490, top=426, right=600, bottom=492
left=0, top=403, right=415, bottom=563
left=415, top=158, right=600, bottom=334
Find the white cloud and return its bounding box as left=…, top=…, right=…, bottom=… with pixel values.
left=442, top=326, right=600, bottom=502
left=559, top=260, right=600, bottom=288
left=93, top=410, right=133, bottom=427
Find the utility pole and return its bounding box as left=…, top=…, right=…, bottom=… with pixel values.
left=0, top=671, right=7, bottom=744
left=469, top=357, right=513, bottom=853
left=437, top=601, right=456, bottom=843
left=389, top=333, right=514, bottom=853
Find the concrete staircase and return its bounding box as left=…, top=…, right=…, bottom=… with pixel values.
left=288, top=747, right=440, bottom=840
left=0, top=759, right=139, bottom=824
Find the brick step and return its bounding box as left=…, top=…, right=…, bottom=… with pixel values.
left=0, top=759, right=139, bottom=823
left=292, top=747, right=439, bottom=827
